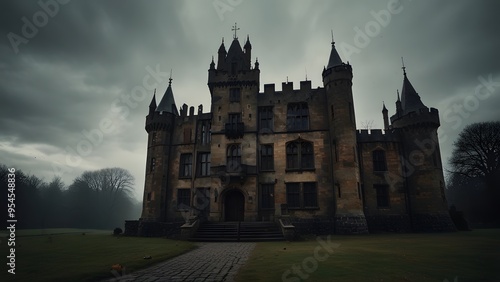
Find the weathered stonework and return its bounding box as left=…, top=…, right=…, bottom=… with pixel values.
left=125, top=29, right=456, bottom=238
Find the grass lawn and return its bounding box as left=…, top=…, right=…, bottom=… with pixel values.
left=236, top=229, right=500, bottom=282
left=0, top=229, right=196, bottom=282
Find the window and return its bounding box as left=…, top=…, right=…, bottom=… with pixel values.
left=150, top=158, right=156, bottom=172
left=286, top=103, right=309, bottom=130
left=374, top=184, right=389, bottom=208
left=286, top=141, right=314, bottom=170
left=258, top=106, right=274, bottom=130
left=227, top=144, right=241, bottom=172
left=260, top=184, right=275, bottom=209
left=373, top=150, right=387, bottom=171
left=228, top=113, right=241, bottom=124
left=260, top=144, right=274, bottom=171
left=179, top=154, right=192, bottom=178
left=286, top=183, right=301, bottom=208
left=146, top=192, right=152, bottom=201
left=286, top=182, right=318, bottom=209
left=200, top=121, right=211, bottom=145
left=229, top=88, right=241, bottom=102
left=197, top=153, right=211, bottom=177
left=177, top=189, right=191, bottom=209
left=303, top=182, right=318, bottom=207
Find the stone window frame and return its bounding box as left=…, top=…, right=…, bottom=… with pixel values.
left=286, top=182, right=319, bottom=209
left=197, top=152, right=211, bottom=177
left=179, top=153, right=193, bottom=178
left=286, top=140, right=315, bottom=171
left=259, top=144, right=274, bottom=171
left=286, top=102, right=309, bottom=131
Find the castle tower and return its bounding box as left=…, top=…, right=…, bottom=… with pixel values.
left=322, top=37, right=368, bottom=234
left=140, top=78, right=178, bottom=225
left=390, top=66, right=455, bottom=232
left=382, top=102, right=389, bottom=130
left=207, top=24, right=260, bottom=222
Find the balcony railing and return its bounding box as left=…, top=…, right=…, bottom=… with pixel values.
left=224, top=122, right=244, bottom=139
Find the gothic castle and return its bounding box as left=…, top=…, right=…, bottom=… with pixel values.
left=126, top=28, right=456, bottom=237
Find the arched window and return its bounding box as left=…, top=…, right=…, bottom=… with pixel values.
left=227, top=144, right=241, bottom=172
left=286, top=140, right=314, bottom=170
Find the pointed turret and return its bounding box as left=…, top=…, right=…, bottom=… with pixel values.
left=210, top=56, right=215, bottom=70
left=326, top=34, right=343, bottom=69
left=148, top=90, right=157, bottom=116
left=217, top=38, right=226, bottom=70
left=244, top=34, right=252, bottom=67
left=156, top=77, right=179, bottom=115
left=395, top=90, right=403, bottom=114
left=382, top=102, right=389, bottom=130
left=400, top=70, right=427, bottom=114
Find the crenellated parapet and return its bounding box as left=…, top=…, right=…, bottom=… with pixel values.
left=357, top=129, right=399, bottom=143
left=391, top=107, right=440, bottom=129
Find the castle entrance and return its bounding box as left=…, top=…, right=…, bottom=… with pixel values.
left=224, top=189, right=244, bottom=221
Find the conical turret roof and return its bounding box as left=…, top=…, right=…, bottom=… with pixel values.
left=156, top=78, right=179, bottom=115
left=326, top=41, right=343, bottom=69
left=400, top=72, right=427, bottom=114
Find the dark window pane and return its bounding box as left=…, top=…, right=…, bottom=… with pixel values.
left=180, top=154, right=192, bottom=177
left=286, top=142, right=299, bottom=169
left=286, top=183, right=300, bottom=208
left=374, top=184, right=389, bottom=208
left=229, top=88, right=241, bottom=102
left=198, top=153, right=211, bottom=176
left=303, top=182, right=318, bottom=207
left=227, top=144, right=241, bottom=172
left=373, top=150, right=387, bottom=171
left=260, top=144, right=274, bottom=171
left=301, top=142, right=314, bottom=169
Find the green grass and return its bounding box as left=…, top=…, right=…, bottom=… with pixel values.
left=0, top=229, right=196, bottom=282
left=236, top=230, right=500, bottom=282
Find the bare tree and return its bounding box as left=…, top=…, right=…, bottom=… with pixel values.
left=449, top=121, right=500, bottom=187
left=361, top=120, right=375, bottom=130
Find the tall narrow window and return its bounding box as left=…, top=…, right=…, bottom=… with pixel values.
left=177, top=189, right=191, bottom=209
left=227, top=144, right=241, bottom=172
left=150, top=158, right=156, bottom=172
left=373, top=150, right=387, bottom=171
left=200, top=121, right=211, bottom=145
left=286, top=140, right=314, bottom=170
left=260, top=144, right=274, bottom=171
left=229, top=88, right=241, bottom=102
left=286, top=183, right=300, bottom=208
left=258, top=106, right=274, bottom=131
left=179, top=154, right=192, bottom=178
left=260, top=184, right=275, bottom=209
left=374, top=184, right=389, bottom=208
left=286, top=103, right=309, bottom=130
left=197, top=153, right=211, bottom=177
left=303, top=182, right=318, bottom=207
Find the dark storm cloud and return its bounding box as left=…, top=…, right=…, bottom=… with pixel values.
left=0, top=0, right=498, bottom=199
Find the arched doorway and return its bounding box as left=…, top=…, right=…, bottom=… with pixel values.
left=224, top=189, right=244, bottom=221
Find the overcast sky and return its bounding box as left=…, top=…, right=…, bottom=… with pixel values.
left=1, top=0, right=499, bottom=200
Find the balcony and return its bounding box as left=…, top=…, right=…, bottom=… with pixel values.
left=211, top=164, right=257, bottom=184
left=224, top=122, right=244, bottom=139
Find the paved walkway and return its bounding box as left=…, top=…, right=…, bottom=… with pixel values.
left=109, top=242, right=256, bottom=282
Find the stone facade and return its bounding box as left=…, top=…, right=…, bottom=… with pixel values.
left=127, top=31, right=456, bottom=237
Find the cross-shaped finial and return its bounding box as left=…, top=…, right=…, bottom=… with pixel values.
left=232, top=23, right=240, bottom=39
left=168, top=69, right=173, bottom=86
left=401, top=57, right=406, bottom=76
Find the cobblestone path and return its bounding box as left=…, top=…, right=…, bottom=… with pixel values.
left=108, top=242, right=256, bottom=282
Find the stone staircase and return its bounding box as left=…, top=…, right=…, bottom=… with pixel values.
left=190, top=221, right=285, bottom=242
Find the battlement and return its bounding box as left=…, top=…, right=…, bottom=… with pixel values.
left=357, top=129, right=399, bottom=143
left=262, top=80, right=315, bottom=95
left=390, top=107, right=440, bottom=128
left=208, top=68, right=260, bottom=89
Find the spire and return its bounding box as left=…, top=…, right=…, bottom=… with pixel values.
left=156, top=73, right=179, bottom=115
left=397, top=89, right=400, bottom=101
left=382, top=101, right=388, bottom=112
left=326, top=31, right=343, bottom=69
left=400, top=62, right=427, bottom=114
left=218, top=38, right=226, bottom=54
left=244, top=34, right=251, bottom=49
left=148, top=89, right=157, bottom=115
left=210, top=55, right=215, bottom=69
left=382, top=101, right=389, bottom=130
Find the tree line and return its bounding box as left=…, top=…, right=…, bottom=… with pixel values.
left=0, top=166, right=142, bottom=230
